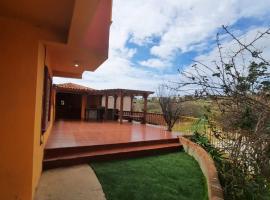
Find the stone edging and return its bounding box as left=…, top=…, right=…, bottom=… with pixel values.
left=178, top=136, right=224, bottom=200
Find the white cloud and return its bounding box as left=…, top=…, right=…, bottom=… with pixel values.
left=149, top=0, right=270, bottom=59
left=54, top=56, right=178, bottom=92
left=139, top=58, right=171, bottom=69
left=194, top=27, right=270, bottom=67
left=175, top=26, right=270, bottom=94
left=54, top=0, right=270, bottom=92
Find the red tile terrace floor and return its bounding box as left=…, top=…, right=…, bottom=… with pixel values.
left=43, top=120, right=182, bottom=169
left=46, top=120, right=178, bottom=149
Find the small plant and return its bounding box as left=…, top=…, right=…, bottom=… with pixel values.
left=191, top=131, right=224, bottom=166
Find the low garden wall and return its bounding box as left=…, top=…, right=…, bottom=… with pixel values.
left=179, top=136, right=224, bottom=200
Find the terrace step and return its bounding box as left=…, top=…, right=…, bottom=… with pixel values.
left=43, top=139, right=182, bottom=170
left=44, top=138, right=180, bottom=159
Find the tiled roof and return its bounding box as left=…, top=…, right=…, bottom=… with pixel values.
left=54, top=83, right=154, bottom=96
left=54, top=83, right=95, bottom=92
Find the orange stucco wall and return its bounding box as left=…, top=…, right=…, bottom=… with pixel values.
left=31, top=43, right=56, bottom=198
left=0, top=17, right=64, bottom=200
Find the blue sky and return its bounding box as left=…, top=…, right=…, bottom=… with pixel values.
left=54, top=0, right=270, bottom=91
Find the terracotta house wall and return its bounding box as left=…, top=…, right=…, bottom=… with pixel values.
left=0, top=17, right=63, bottom=200
left=0, top=0, right=112, bottom=199
left=32, top=43, right=56, bottom=197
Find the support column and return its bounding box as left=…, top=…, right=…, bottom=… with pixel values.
left=81, top=94, right=87, bottom=120
left=114, top=95, right=117, bottom=110
left=129, top=95, right=134, bottom=122
left=119, top=92, right=124, bottom=124
left=142, top=94, right=148, bottom=124
left=113, top=95, right=117, bottom=120
left=104, top=93, right=108, bottom=120
left=130, top=95, right=134, bottom=114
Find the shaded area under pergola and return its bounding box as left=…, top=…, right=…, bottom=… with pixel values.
left=53, top=83, right=154, bottom=124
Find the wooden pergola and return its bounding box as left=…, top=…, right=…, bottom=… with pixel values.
left=53, top=83, right=154, bottom=124
left=87, top=89, right=154, bottom=124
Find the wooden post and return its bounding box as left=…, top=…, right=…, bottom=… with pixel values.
left=113, top=95, right=117, bottom=120
left=129, top=95, right=134, bottom=122
left=119, top=92, right=124, bottom=124
left=104, top=93, right=108, bottom=120
left=81, top=94, right=87, bottom=120
left=130, top=95, right=133, bottom=114
left=142, top=94, right=148, bottom=124
left=114, top=95, right=117, bottom=110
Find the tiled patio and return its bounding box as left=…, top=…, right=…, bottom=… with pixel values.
left=45, top=120, right=177, bottom=149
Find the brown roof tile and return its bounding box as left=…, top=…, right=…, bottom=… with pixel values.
left=54, top=83, right=95, bottom=92
left=54, top=83, right=154, bottom=96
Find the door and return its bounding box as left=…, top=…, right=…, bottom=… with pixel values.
left=56, top=93, right=82, bottom=120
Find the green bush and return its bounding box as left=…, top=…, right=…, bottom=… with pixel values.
left=190, top=132, right=270, bottom=200
left=190, top=131, right=223, bottom=166
left=218, top=160, right=270, bottom=200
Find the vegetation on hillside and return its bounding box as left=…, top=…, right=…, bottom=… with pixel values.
left=134, top=97, right=210, bottom=118
left=170, top=26, right=270, bottom=199
left=132, top=25, right=270, bottom=199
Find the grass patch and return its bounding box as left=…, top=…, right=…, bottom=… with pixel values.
left=90, top=152, right=208, bottom=200
left=173, top=118, right=208, bottom=135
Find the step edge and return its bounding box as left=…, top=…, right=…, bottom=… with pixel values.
left=45, top=138, right=179, bottom=151
left=44, top=144, right=183, bottom=162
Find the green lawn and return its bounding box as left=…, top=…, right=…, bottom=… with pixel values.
left=90, top=152, right=208, bottom=200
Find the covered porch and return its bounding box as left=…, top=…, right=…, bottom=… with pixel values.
left=44, top=83, right=181, bottom=169
left=54, top=83, right=154, bottom=124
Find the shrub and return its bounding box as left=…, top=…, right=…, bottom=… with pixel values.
left=218, top=160, right=270, bottom=200
left=190, top=132, right=270, bottom=200
left=190, top=131, right=223, bottom=166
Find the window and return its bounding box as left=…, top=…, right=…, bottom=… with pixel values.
left=41, top=66, right=52, bottom=133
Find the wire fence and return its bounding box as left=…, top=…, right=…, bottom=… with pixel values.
left=125, top=111, right=228, bottom=149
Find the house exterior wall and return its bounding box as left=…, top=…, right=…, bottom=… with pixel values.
left=0, top=0, right=112, bottom=199
left=0, top=17, right=63, bottom=200
left=102, top=96, right=131, bottom=111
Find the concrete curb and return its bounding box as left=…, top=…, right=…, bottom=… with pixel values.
left=179, top=136, right=224, bottom=200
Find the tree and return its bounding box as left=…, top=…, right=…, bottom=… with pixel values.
left=157, top=85, right=182, bottom=131
left=175, top=26, right=270, bottom=199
